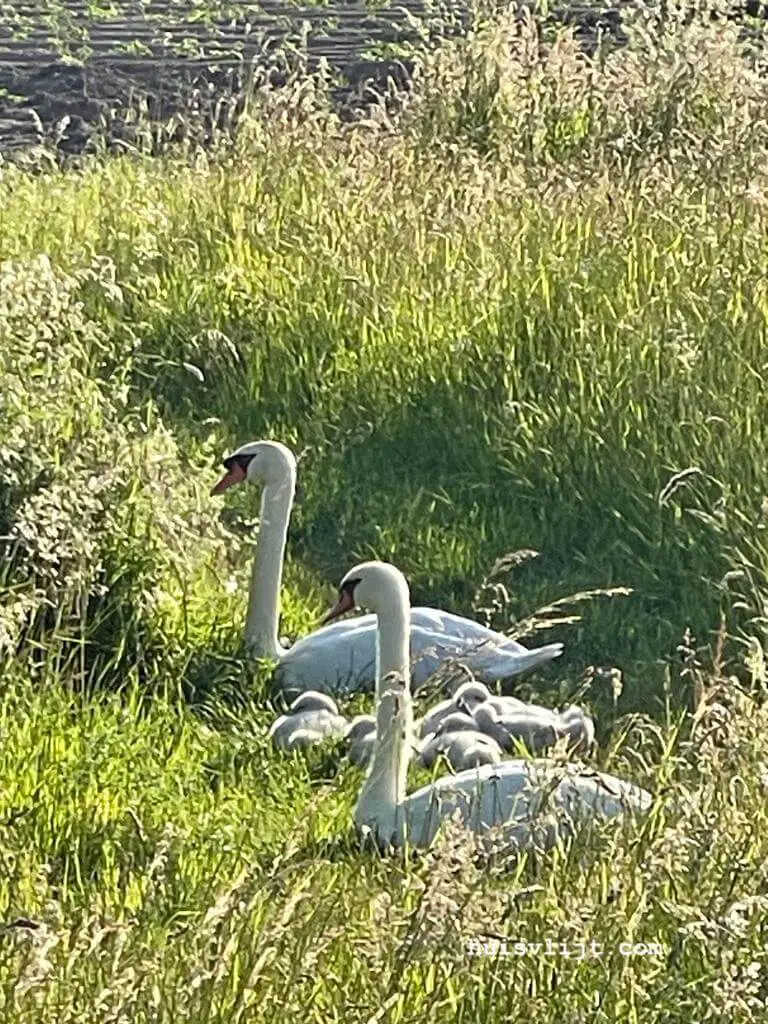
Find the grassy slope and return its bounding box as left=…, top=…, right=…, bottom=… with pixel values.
left=2, top=4, right=768, bottom=1019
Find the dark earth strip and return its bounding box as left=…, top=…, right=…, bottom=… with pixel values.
left=0, top=0, right=764, bottom=158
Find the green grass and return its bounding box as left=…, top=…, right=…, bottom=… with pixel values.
left=3, top=2, right=768, bottom=1018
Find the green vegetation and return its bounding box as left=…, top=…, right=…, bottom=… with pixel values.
left=2, top=3, right=768, bottom=1019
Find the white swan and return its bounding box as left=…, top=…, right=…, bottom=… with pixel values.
left=211, top=440, right=564, bottom=696
left=472, top=701, right=595, bottom=756
left=268, top=691, right=348, bottom=752
left=323, top=561, right=653, bottom=851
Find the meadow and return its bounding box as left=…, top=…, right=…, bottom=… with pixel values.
left=3, top=2, right=768, bottom=1019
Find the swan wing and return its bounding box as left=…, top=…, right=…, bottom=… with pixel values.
left=412, top=609, right=562, bottom=666
left=399, top=760, right=651, bottom=848
left=408, top=626, right=564, bottom=689
left=276, top=611, right=563, bottom=696
left=410, top=607, right=528, bottom=650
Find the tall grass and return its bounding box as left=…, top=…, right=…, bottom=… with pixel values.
left=1, top=650, right=768, bottom=1021
left=2, top=2, right=768, bottom=1017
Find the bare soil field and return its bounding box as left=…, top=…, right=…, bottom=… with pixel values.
left=0, top=0, right=631, bottom=157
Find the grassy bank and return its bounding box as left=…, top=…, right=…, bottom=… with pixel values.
left=2, top=3, right=768, bottom=1018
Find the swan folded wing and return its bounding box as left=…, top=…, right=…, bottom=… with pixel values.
left=410, top=608, right=532, bottom=654
left=411, top=609, right=564, bottom=674
left=400, top=761, right=651, bottom=849
left=409, top=626, right=564, bottom=689
left=557, top=771, right=653, bottom=818
left=277, top=609, right=563, bottom=696
left=402, top=761, right=545, bottom=847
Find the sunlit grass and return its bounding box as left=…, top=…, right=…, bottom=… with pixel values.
left=0, top=654, right=767, bottom=1021
left=2, top=1, right=768, bottom=1018
left=3, top=6, right=768, bottom=705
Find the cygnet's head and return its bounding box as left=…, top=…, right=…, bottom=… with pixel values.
left=472, top=703, right=501, bottom=729
left=452, top=681, right=491, bottom=713
left=289, top=691, right=339, bottom=715
left=322, top=562, right=410, bottom=623
left=284, top=728, right=325, bottom=752
left=436, top=712, right=479, bottom=735
left=460, top=740, right=502, bottom=768
left=345, top=714, right=377, bottom=742
left=210, top=440, right=296, bottom=495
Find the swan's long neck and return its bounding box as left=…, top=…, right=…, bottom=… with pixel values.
left=244, top=469, right=295, bottom=660
left=354, top=585, right=413, bottom=844
left=376, top=587, right=410, bottom=698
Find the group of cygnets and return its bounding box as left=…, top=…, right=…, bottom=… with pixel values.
left=269, top=679, right=594, bottom=775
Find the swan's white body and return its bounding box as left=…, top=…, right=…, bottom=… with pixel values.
left=268, top=691, right=347, bottom=752
left=473, top=702, right=595, bottom=756
left=212, top=441, right=564, bottom=697
left=324, top=561, right=652, bottom=851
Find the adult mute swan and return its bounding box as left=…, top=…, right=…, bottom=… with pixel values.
left=323, top=561, right=653, bottom=851
left=268, top=691, right=348, bottom=752
left=211, top=440, right=564, bottom=696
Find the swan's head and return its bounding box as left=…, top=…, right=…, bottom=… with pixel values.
left=211, top=440, right=296, bottom=495
left=321, top=561, right=410, bottom=623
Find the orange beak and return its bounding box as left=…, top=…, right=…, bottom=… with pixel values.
left=321, top=588, right=356, bottom=625
left=210, top=462, right=247, bottom=495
